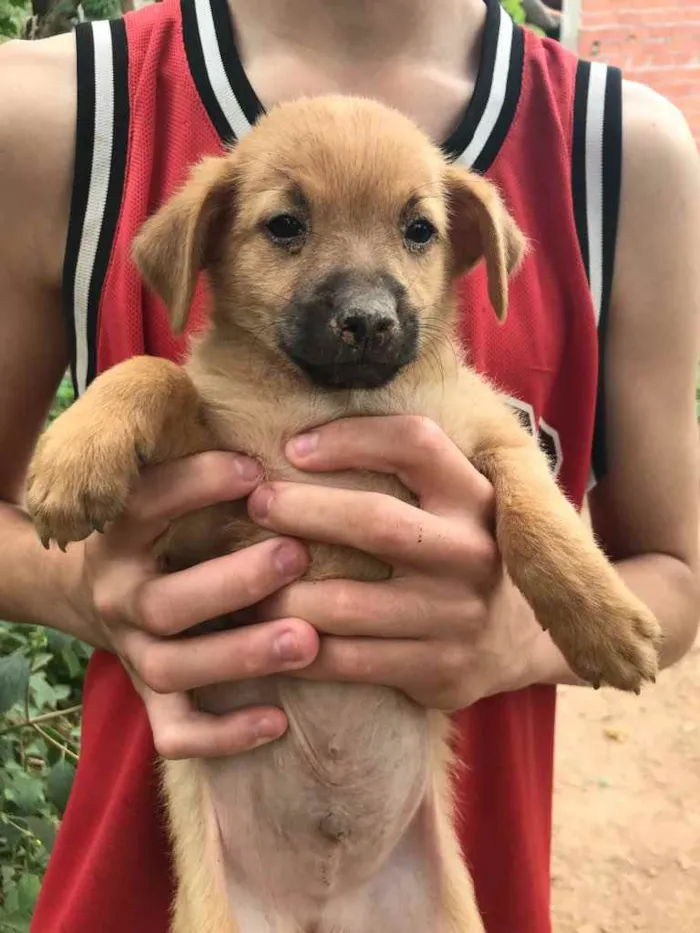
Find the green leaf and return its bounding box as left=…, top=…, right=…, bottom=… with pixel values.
left=31, top=652, right=54, bottom=673
left=52, top=685, right=71, bottom=703
left=0, top=915, right=31, bottom=933
left=16, top=873, right=41, bottom=914
left=24, top=816, right=57, bottom=852
left=61, top=645, right=83, bottom=679
left=0, top=817, right=23, bottom=848
left=29, top=672, right=57, bottom=711
left=46, top=760, right=75, bottom=815
left=0, top=652, right=30, bottom=715
left=7, top=771, right=44, bottom=816
left=1, top=880, right=20, bottom=916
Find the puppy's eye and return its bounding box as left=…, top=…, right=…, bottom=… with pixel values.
left=266, top=214, right=306, bottom=242
left=404, top=218, right=437, bottom=249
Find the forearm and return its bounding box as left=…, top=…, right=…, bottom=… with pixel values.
left=532, top=553, right=699, bottom=689
left=0, top=502, right=99, bottom=645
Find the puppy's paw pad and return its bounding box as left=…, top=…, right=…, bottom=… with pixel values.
left=568, top=604, right=661, bottom=694
left=26, top=427, right=140, bottom=549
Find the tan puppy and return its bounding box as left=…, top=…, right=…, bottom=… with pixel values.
left=26, top=96, right=661, bottom=933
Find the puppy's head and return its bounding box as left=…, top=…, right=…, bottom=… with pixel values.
left=133, top=96, right=526, bottom=390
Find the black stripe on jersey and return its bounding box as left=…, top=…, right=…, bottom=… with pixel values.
left=442, top=0, right=502, bottom=159
left=181, top=0, right=234, bottom=143
left=443, top=0, right=524, bottom=173
left=571, top=60, right=623, bottom=486
left=592, top=65, right=622, bottom=483
left=62, top=21, right=95, bottom=397
left=86, top=18, right=130, bottom=390
left=210, top=0, right=264, bottom=128
left=571, top=60, right=590, bottom=282
left=471, top=22, right=524, bottom=174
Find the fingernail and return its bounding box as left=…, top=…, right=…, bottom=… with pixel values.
left=287, top=432, right=318, bottom=459
left=250, top=485, right=274, bottom=519
left=252, top=715, right=285, bottom=744
left=273, top=542, right=306, bottom=577
left=235, top=456, right=262, bottom=482
left=274, top=630, right=302, bottom=663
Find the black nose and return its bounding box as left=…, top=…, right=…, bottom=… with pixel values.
left=335, top=309, right=398, bottom=349
left=278, top=270, right=419, bottom=390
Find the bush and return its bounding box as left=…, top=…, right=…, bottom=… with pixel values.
left=0, top=0, right=29, bottom=40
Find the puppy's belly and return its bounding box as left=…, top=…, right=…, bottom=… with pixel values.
left=197, top=676, right=430, bottom=913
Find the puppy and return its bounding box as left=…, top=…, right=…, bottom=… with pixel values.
left=26, top=96, right=661, bottom=933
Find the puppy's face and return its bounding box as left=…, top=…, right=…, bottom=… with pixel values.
left=133, top=97, right=525, bottom=390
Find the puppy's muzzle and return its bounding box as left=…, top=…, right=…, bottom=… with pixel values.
left=280, top=271, right=419, bottom=390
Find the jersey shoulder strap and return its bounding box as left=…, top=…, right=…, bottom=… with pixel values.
left=571, top=60, right=623, bottom=487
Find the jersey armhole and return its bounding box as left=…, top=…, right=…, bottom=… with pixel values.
left=61, top=18, right=130, bottom=398
left=571, top=60, right=623, bottom=492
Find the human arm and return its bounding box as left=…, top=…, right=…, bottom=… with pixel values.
left=535, top=80, right=700, bottom=686
left=0, top=38, right=318, bottom=756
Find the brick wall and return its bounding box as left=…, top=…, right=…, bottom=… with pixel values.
left=576, top=1, right=700, bottom=141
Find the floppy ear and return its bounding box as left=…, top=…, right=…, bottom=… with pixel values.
left=131, top=154, right=238, bottom=334
left=444, top=165, right=527, bottom=321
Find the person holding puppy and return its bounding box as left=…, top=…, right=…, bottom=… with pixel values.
left=0, top=1, right=698, bottom=931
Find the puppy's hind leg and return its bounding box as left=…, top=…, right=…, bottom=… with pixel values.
left=166, top=759, right=301, bottom=933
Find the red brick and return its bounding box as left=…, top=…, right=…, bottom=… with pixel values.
left=577, top=0, right=700, bottom=142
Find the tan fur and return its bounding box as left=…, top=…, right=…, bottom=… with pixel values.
left=26, top=96, right=661, bottom=932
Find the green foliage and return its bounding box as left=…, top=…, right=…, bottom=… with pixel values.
left=0, top=0, right=29, bottom=41
left=0, top=376, right=85, bottom=928
left=500, top=0, right=547, bottom=37
left=500, top=0, right=527, bottom=25
left=82, top=0, right=121, bottom=17
left=0, top=0, right=121, bottom=41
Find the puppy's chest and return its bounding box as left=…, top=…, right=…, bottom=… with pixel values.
left=163, top=385, right=415, bottom=580
left=201, top=389, right=412, bottom=499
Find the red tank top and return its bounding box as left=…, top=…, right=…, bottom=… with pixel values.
left=32, top=1, right=623, bottom=930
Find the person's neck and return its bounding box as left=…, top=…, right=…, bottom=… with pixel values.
left=228, top=0, right=488, bottom=141
left=230, top=0, right=485, bottom=65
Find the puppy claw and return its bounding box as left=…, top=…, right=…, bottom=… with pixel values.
left=39, top=533, right=51, bottom=551
left=543, top=588, right=661, bottom=695
left=26, top=411, right=141, bottom=550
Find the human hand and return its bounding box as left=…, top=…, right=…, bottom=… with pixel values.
left=250, top=416, right=556, bottom=710
left=68, top=452, right=319, bottom=758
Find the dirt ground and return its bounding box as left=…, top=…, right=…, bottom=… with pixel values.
left=551, top=636, right=700, bottom=933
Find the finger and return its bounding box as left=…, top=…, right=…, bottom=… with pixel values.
left=142, top=689, right=288, bottom=760
left=129, top=536, right=309, bottom=635
left=104, top=451, right=263, bottom=553
left=121, top=617, right=320, bottom=694
left=248, top=482, right=497, bottom=571
left=289, top=634, right=461, bottom=707
left=284, top=415, right=493, bottom=518
left=260, top=578, right=491, bottom=639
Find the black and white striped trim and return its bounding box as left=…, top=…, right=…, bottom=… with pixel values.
left=572, top=60, right=622, bottom=490
left=449, top=0, right=524, bottom=173
left=181, top=0, right=260, bottom=143
left=62, top=18, right=130, bottom=397
left=183, top=0, right=522, bottom=172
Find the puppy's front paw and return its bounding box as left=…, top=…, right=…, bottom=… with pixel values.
left=26, top=415, right=143, bottom=550
left=545, top=583, right=662, bottom=693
